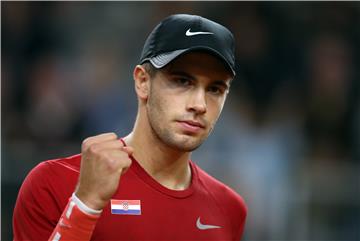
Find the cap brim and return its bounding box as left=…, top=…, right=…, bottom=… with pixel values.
left=148, top=47, right=236, bottom=76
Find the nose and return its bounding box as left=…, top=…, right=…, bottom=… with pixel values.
left=186, top=88, right=207, bottom=114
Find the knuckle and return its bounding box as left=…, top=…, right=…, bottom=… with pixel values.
left=106, top=158, right=116, bottom=169
left=82, top=138, right=91, bottom=150
left=88, top=144, right=100, bottom=154
left=108, top=132, right=118, bottom=139
left=108, top=159, right=123, bottom=172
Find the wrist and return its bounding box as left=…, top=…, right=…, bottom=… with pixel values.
left=72, top=193, right=103, bottom=215
left=74, top=189, right=108, bottom=211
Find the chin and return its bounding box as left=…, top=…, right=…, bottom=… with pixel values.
left=151, top=123, right=208, bottom=152
left=169, top=134, right=206, bottom=152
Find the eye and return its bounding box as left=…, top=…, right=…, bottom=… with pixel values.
left=208, top=85, right=224, bottom=95
left=175, top=77, right=192, bottom=86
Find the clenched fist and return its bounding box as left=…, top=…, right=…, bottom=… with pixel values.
left=75, top=133, right=133, bottom=210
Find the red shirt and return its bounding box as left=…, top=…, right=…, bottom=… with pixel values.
left=13, top=154, right=247, bottom=240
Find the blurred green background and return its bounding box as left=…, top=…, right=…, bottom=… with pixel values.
left=2, top=2, right=360, bottom=240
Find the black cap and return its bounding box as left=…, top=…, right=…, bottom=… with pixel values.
left=140, top=14, right=236, bottom=76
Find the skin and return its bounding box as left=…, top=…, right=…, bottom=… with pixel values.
left=75, top=52, right=233, bottom=210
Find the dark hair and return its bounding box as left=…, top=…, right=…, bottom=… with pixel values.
left=142, top=62, right=158, bottom=78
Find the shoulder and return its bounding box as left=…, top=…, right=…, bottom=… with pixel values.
left=13, top=154, right=82, bottom=239
left=23, top=153, right=80, bottom=178
left=17, top=154, right=82, bottom=208
left=20, top=152, right=81, bottom=188
left=16, top=154, right=81, bottom=206
left=194, top=163, right=247, bottom=212
left=44, top=153, right=82, bottom=175
left=192, top=162, right=247, bottom=237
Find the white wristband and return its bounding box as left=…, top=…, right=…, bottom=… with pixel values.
left=72, top=193, right=103, bottom=215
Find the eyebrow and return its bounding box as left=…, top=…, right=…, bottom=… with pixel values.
left=167, top=70, right=195, bottom=80
left=166, top=70, right=231, bottom=89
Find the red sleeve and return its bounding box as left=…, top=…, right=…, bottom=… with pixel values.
left=196, top=165, right=247, bottom=241
left=210, top=184, right=247, bottom=240
left=13, top=162, right=66, bottom=241
left=227, top=189, right=247, bottom=241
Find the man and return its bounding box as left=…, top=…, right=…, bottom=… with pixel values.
left=13, top=14, right=247, bottom=240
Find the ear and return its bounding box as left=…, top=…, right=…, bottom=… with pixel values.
left=133, top=65, right=150, bottom=101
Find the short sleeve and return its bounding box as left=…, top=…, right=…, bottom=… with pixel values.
left=13, top=162, right=64, bottom=241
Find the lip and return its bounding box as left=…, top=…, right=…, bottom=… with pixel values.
left=177, top=120, right=205, bottom=133
left=179, top=120, right=205, bottom=128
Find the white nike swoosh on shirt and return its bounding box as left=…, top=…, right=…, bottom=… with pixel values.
left=186, top=29, right=214, bottom=36
left=196, top=217, right=221, bottom=230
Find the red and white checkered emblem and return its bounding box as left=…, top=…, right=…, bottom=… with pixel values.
left=122, top=202, right=129, bottom=211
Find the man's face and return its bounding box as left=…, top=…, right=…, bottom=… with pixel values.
left=146, top=52, right=233, bottom=152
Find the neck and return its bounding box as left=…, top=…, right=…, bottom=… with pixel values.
left=123, top=114, right=192, bottom=191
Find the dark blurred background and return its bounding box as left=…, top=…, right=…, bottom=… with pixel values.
left=2, top=2, right=360, bottom=240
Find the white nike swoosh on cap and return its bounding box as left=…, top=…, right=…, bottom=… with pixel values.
left=186, top=29, right=214, bottom=36
left=196, top=217, right=221, bottom=230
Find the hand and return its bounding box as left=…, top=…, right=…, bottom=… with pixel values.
left=75, top=133, right=133, bottom=210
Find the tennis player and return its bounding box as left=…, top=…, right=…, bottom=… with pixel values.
left=13, top=14, right=247, bottom=240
